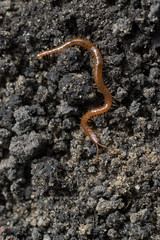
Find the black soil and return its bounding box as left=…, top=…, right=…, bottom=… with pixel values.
left=0, top=0, right=160, bottom=239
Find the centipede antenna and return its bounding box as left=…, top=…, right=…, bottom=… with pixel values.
left=98, top=142, right=119, bottom=153
left=94, top=144, right=99, bottom=164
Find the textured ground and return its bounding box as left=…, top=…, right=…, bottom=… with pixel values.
left=0, top=0, right=160, bottom=239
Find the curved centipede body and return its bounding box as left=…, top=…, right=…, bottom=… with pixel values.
left=37, top=38, right=116, bottom=162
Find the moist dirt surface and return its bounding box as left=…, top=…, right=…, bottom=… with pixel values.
left=0, top=0, right=160, bottom=239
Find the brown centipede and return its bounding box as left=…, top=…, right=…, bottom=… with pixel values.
left=37, top=38, right=117, bottom=162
